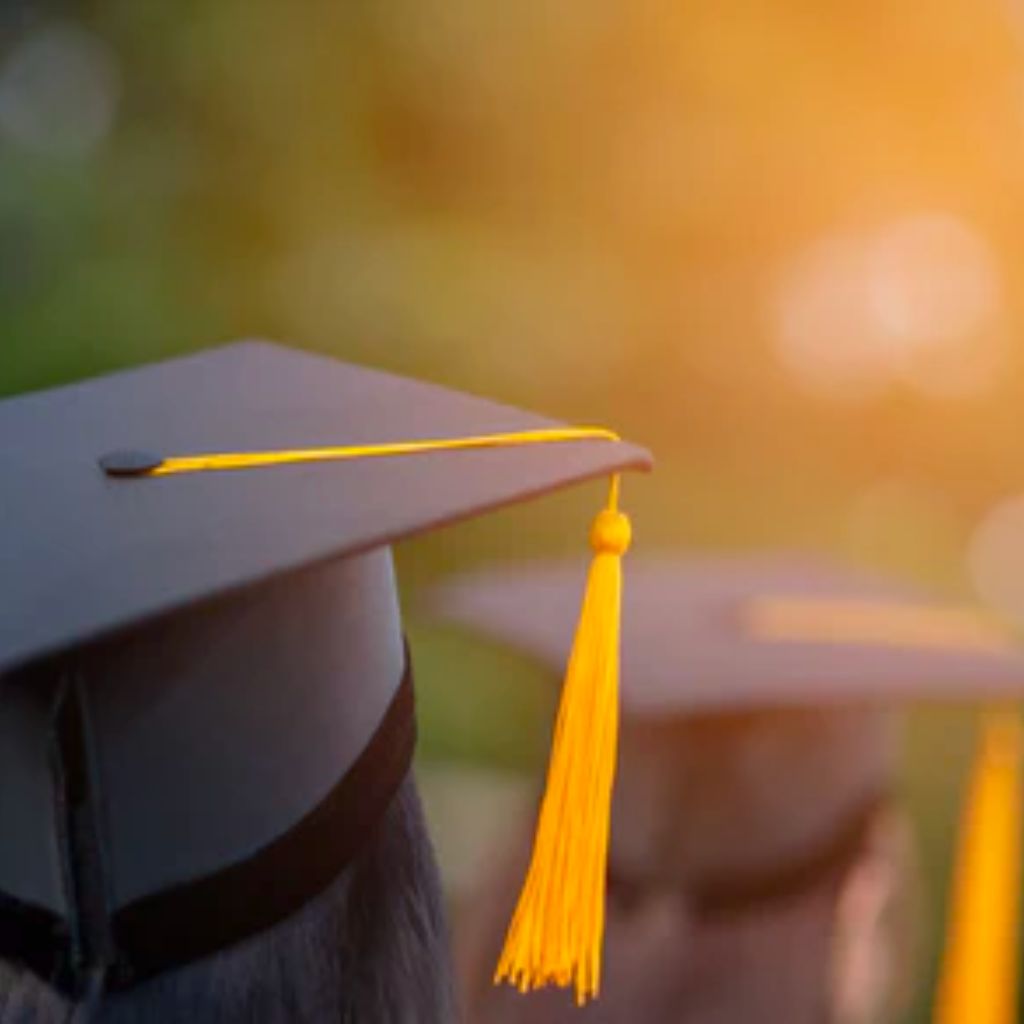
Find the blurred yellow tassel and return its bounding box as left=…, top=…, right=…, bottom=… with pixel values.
left=494, top=475, right=630, bottom=1005
left=934, top=709, right=1023, bottom=1024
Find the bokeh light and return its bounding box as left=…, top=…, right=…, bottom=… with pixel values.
left=868, top=215, right=999, bottom=350
left=0, top=22, right=120, bottom=159
left=776, top=232, right=898, bottom=402
left=775, top=213, right=1004, bottom=402
left=968, top=495, right=1024, bottom=624
left=842, top=478, right=963, bottom=585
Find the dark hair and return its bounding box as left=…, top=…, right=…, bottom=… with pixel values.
left=0, top=774, right=455, bottom=1024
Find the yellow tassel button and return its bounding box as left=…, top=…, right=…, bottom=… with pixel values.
left=590, top=509, right=631, bottom=555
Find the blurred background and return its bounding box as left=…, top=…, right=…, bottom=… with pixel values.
left=6, top=0, right=1024, bottom=1018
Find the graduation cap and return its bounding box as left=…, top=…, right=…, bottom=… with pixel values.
left=429, top=553, right=1024, bottom=1021
left=0, top=340, right=650, bottom=999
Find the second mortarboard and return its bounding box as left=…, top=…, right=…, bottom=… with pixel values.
left=0, top=340, right=650, bottom=1000
left=431, top=552, right=1024, bottom=713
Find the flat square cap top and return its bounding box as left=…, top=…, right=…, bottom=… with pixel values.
left=0, top=341, right=650, bottom=673
left=430, top=554, right=1024, bottom=713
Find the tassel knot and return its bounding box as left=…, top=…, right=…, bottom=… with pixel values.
left=590, top=509, right=631, bottom=555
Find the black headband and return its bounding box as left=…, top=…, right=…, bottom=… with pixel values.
left=0, top=655, right=416, bottom=997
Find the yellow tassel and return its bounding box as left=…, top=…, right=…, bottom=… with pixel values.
left=934, top=709, right=1024, bottom=1024
left=494, top=475, right=630, bottom=1006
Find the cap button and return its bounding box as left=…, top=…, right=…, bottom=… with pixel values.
left=99, top=450, right=164, bottom=477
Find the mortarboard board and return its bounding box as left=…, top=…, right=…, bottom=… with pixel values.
left=0, top=340, right=650, bottom=999
left=429, top=552, right=1024, bottom=1022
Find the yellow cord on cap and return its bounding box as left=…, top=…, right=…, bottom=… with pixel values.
left=107, top=424, right=633, bottom=1005
left=495, top=474, right=629, bottom=1005
left=137, top=427, right=621, bottom=475
left=934, top=709, right=1023, bottom=1024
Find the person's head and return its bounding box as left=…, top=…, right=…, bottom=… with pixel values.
left=0, top=773, right=453, bottom=1023
left=591, top=706, right=916, bottom=1024
left=0, top=340, right=648, bottom=1020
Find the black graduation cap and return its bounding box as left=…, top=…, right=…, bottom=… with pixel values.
left=429, top=553, right=1024, bottom=1019
left=0, top=340, right=650, bottom=996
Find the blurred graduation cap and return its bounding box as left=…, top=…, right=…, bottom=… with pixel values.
left=430, top=553, right=1024, bottom=1023
left=431, top=553, right=1024, bottom=712
left=0, top=340, right=649, bottom=998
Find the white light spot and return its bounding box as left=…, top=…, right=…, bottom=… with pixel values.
left=968, top=496, right=1024, bottom=625
left=866, top=214, right=999, bottom=349
left=0, top=22, right=120, bottom=158
left=843, top=478, right=960, bottom=577
left=774, top=213, right=1004, bottom=402
left=775, top=234, right=898, bottom=402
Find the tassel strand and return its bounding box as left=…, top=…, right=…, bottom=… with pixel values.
left=934, top=709, right=1023, bottom=1024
